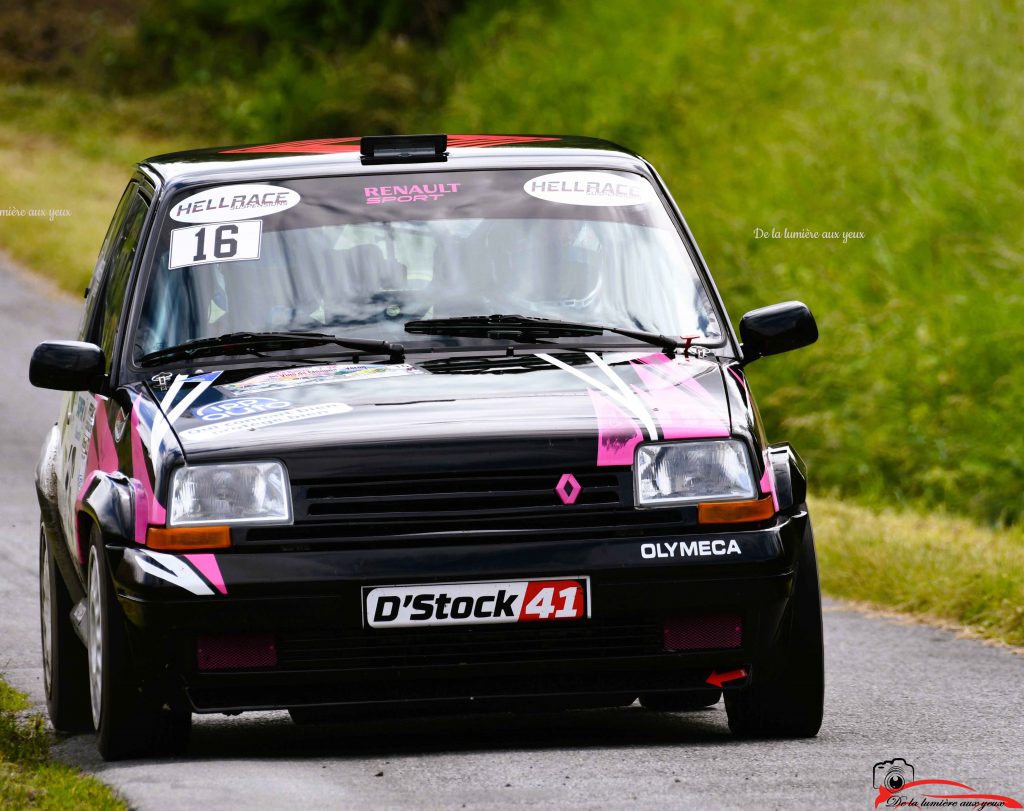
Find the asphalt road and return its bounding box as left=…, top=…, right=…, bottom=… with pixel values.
left=1, top=257, right=1021, bottom=810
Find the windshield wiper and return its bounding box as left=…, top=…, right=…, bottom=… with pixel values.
left=138, top=331, right=405, bottom=367
left=404, top=314, right=698, bottom=355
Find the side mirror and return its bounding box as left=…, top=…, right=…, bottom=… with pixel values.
left=739, top=301, right=818, bottom=364
left=29, top=341, right=106, bottom=392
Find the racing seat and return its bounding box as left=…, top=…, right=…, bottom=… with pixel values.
left=214, top=227, right=336, bottom=333
left=338, top=243, right=407, bottom=295
left=316, top=242, right=408, bottom=325
left=426, top=227, right=492, bottom=317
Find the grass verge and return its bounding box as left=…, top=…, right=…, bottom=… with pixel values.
left=812, top=496, right=1024, bottom=646
left=438, top=0, right=1024, bottom=526
left=0, top=680, right=124, bottom=809
left=0, top=85, right=196, bottom=293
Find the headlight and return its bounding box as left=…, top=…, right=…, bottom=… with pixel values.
left=634, top=440, right=757, bottom=507
left=168, top=461, right=293, bottom=526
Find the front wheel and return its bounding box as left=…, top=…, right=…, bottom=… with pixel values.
left=39, top=526, right=92, bottom=733
left=725, top=519, right=824, bottom=738
left=87, top=526, right=191, bottom=760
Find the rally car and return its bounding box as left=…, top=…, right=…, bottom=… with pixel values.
left=31, top=133, right=822, bottom=760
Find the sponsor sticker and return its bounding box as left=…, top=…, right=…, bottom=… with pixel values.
left=364, top=577, right=590, bottom=629
left=169, top=221, right=262, bottom=269
left=640, top=539, right=742, bottom=559
left=150, top=371, right=174, bottom=389
left=170, top=184, right=301, bottom=223
left=223, top=362, right=424, bottom=395
left=363, top=182, right=461, bottom=205
left=70, top=394, right=96, bottom=491
left=193, top=397, right=291, bottom=422
left=179, top=402, right=352, bottom=439
left=524, top=171, right=655, bottom=207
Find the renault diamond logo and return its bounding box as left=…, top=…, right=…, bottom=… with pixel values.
left=555, top=473, right=582, bottom=505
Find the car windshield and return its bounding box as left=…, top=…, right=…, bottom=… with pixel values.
left=134, top=168, right=722, bottom=359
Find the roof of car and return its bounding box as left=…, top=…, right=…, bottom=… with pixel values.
left=141, top=134, right=646, bottom=185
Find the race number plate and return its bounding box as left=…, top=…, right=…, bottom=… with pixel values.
left=363, top=577, right=590, bottom=629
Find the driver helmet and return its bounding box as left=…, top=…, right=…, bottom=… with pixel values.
left=485, top=218, right=604, bottom=312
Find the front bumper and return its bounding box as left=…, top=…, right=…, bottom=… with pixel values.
left=110, top=511, right=809, bottom=713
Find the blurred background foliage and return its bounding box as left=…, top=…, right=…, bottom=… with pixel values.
left=0, top=0, right=1021, bottom=526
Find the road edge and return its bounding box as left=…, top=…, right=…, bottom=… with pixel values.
left=823, top=599, right=1024, bottom=657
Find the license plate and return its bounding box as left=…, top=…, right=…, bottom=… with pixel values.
left=363, top=577, right=590, bottom=629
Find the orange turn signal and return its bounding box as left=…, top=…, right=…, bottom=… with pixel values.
left=698, top=496, right=775, bottom=525
left=147, top=525, right=232, bottom=551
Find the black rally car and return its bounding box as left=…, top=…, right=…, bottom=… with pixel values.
left=31, top=134, right=821, bottom=760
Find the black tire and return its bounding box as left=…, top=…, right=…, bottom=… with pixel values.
left=86, top=526, right=192, bottom=760
left=639, top=689, right=721, bottom=711
left=725, top=519, right=824, bottom=738
left=155, top=710, right=193, bottom=757
left=288, top=707, right=323, bottom=726
left=39, top=526, right=92, bottom=733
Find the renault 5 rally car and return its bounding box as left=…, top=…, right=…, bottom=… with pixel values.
left=31, top=133, right=822, bottom=760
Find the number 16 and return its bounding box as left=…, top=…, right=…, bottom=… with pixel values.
left=194, top=224, right=240, bottom=262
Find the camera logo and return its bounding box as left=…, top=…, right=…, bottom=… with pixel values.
left=873, top=758, right=914, bottom=792
left=871, top=758, right=1022, bottom=808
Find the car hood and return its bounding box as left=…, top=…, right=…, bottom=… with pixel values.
left=147, top=350, right=736, bottom=475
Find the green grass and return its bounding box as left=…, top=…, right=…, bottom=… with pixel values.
left=813, top=496, right=1024, bottom=646
left=0, top=85, right=203, bottom=291
left=430, top=0, right=1024, bottom=527
left=0, top=680, right=125, bottom=809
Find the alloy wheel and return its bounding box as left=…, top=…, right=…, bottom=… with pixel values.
left=40, top=536, right=53, bottom=694
left=87, top=547, right=104, bottom=730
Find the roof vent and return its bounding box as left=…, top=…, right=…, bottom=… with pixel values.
left=360, top=134, right=447, bottom=165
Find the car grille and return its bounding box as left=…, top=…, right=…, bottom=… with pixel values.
left=275, top=620, right=664, bottom=671
left=304, top=469, right=622, bottom=515
left=238, top=469, right=695, bottom=547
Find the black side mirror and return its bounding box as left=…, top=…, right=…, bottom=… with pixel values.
left=29, top=341, right=106, bottom=392
left=739, top=301, right=818, bottom=364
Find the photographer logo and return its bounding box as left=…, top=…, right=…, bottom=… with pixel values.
left=872, top=758, right=1021, bottom=808
left=874, top=759, right=914, bottom=792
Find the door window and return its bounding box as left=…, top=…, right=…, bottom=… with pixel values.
left=84, top=191, right=150, bottom=370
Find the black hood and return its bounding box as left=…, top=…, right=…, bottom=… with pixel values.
left=146, top=350, right=735, bottom=478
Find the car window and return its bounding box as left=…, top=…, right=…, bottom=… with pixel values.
left=87, top=191, right=149, bottom=369
left=136, top=170, right=723, bottom=358
left=78, top=184, right=136, bottom=341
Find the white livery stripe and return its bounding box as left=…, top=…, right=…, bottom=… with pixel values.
left=150, top=374, right=188, bottom=450
left=131, top=549, right=214, bottom=596
left=585, top=351, right=659, bottom=440
left=537, top=352, right=658, bottom=440
left=151, top=374, right=217, bottom=450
